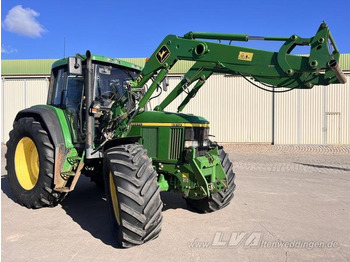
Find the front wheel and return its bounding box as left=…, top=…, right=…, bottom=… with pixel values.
left=6, top=117, right=66, bottom=208
left=103, top=143, right=163, bottom=248
left=186, top=146, right=236, bottom=213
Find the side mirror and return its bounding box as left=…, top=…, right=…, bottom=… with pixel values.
left=162, top=77, right=169, bottom=91
left=68, top=57, right=83, bottom=75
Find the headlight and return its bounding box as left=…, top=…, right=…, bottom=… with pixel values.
left=184, top=140, right=199, bottom=148
left=184, top=127, right=210, bottom=148
left=185, top=127, right=195, bottom=141
left=203, top=128, right=209, bottom=140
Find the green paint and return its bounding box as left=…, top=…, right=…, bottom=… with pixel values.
left=131, top=22, right=344, bottom=111
left=137, top=68, right=168, bottom=108
left=158, top=174, right=169, bottom=191
left=129, top=111, right=209, bottom=164
left=149, top=147, right=227, bottom=199
left=132, top=111, right=209, bottom=124
left=142, top=128, right=158, bottom=157
left=184, top=31, right=249, bottom=41
left=36, top=105, right=74, bottom=149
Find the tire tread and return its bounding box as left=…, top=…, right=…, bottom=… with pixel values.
left=104, top=143, right=163, bottom=248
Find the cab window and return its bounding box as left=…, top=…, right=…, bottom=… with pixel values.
left=49, top=67, right=84, bottom=109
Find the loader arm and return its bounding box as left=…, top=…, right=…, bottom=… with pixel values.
left=129, top=22, right=345, bottom=114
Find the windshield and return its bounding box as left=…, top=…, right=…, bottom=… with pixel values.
left=93, top=64, right=139, bottom=101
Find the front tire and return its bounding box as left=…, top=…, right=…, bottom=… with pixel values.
left=6, top=117, right=66, bottom=208
left=104, top=143, right=163, bottom=248
left=186, top=146, right=236, bottom=213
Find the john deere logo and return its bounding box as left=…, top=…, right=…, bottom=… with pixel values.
left=156, top=45, right=171, bottom=64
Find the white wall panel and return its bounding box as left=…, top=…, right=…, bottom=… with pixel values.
left=326, top=79, right=350, bottom=144
left=274, top=90, right=298, bottom=144
left=299, top=87, right=323, bottom=144
left=25, top=79, right=49, bottom=107
left=274, top=75, right=350, bottom=144
left=1, top=75, right=349, bottom=144
left=1, top=78, right=49, bottom=142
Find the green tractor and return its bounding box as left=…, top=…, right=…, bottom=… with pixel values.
left=6, top=22, right=346, bottom=247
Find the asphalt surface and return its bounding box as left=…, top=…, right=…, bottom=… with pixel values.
left=2, top=144, right=350, bottom=262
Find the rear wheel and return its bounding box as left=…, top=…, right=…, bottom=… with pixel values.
left=104, top=143, right=163, bottom=248
left=6, top=117, right=66, bottom=208
left=186, top=146, right=236, bottom=213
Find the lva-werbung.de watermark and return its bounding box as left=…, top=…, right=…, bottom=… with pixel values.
left=188, top=232, right=339, bottom=249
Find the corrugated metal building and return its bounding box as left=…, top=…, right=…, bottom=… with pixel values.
left=1, top=55, right=349, bottom=144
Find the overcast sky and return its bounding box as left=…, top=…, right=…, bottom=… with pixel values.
left=1, top=0, right=350, bottom=60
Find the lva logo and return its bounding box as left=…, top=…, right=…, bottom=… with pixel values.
left=188, top=231, right=339, bottom=249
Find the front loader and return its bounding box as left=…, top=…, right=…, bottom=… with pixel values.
left=6, top=22, right=346, bottom=247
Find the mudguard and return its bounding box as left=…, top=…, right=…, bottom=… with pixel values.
left=14, top=105, right=78, bottom=191
left=15, top=106, right=65, bottom=148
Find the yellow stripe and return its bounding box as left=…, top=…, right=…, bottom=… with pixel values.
left=130, top=122, right=210, bottom=128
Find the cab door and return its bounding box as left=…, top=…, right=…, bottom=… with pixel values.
left=48, top=67, right=85, bottom=144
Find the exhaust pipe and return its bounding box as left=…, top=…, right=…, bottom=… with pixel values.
left=84, top=50, right=97, bottom=158
left=328, top=60, right=347, bottom=84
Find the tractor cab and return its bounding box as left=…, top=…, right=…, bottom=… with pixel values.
left=47, top=55, right=141, bottom=147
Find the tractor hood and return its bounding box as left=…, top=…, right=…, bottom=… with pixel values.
left=131, top=111, right=209, bottom=127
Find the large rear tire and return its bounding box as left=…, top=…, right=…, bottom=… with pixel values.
left=6, top=117, right=66, bottom=208
left=186, top=146, right=236, bottom=213
left=104, top=143, right=163, bottom=248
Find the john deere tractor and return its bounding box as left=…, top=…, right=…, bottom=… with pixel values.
left=6, top=22, right=346, bottom=247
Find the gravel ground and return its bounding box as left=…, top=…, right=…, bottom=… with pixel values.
left=2, top=143, right=350, bottom=262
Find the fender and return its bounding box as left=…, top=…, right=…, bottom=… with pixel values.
left=15, top=106, right=66, bottom=148
left=15, top=105, right=78, bottom=191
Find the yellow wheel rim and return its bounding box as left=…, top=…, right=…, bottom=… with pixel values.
left=14, top=137, right=40, bottom=190
left=109, top=172, right=121, bottom=225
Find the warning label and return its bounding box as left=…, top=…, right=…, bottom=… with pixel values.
left=238, top=51, right=254, bottom=61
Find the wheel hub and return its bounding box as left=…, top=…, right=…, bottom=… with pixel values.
left=14, top=137, right=40, bottom=190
